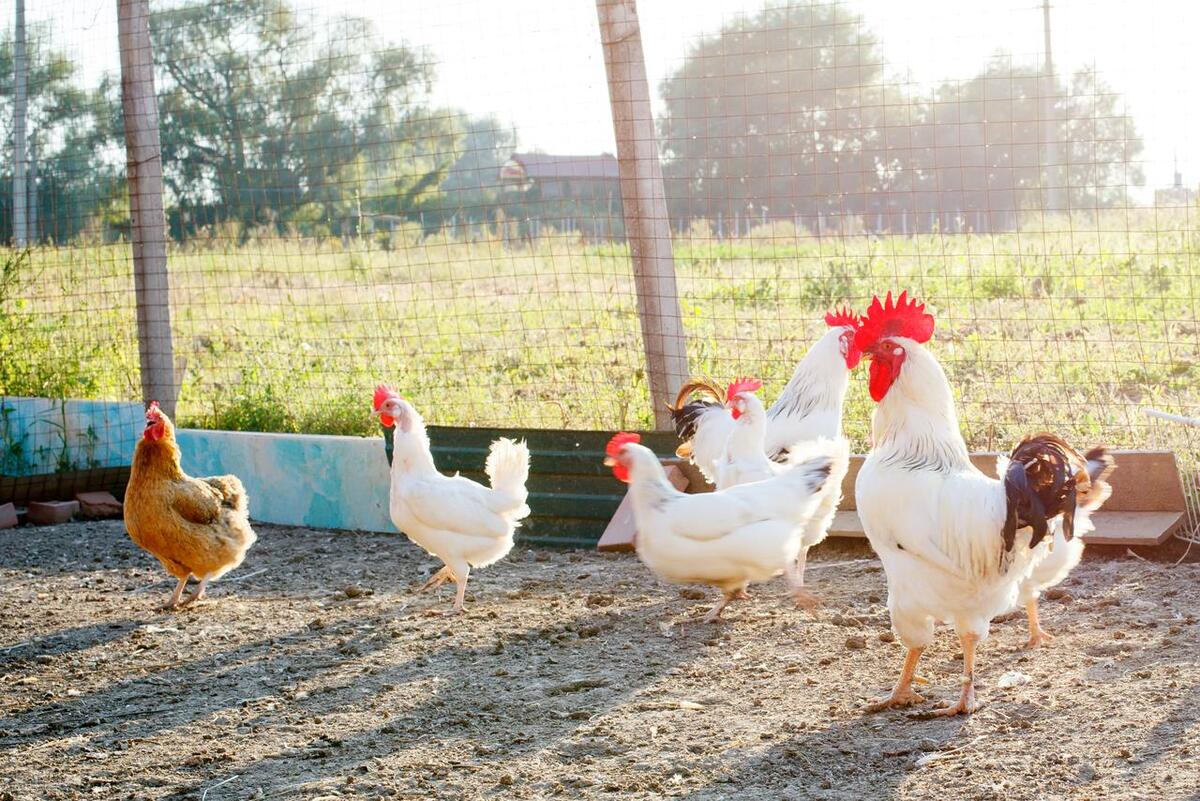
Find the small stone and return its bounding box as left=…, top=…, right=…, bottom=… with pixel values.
left=844, top=635, right=867, bottom=650
left=27, top=501, right=79, bottom=526
left=878, top=631, right=896, bottom=643
left=1044, top=587, right=1070, bottom=601
left=497, top=774, right=515, bottom=787
left=74, top=491, right=123, bottom=519
left=0, top=503, right=17, bottom=530
left=679, top=588, right=706, bottom=600
left=997, top=671, right=1032, bottom=688
left=343, top=585, right=364, bottom=598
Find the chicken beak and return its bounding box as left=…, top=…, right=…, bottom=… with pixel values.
left=603, top=456, right=617, bottom=467
left=675, top=441, right=693, bottom=459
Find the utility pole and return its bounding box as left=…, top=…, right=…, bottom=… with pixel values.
left=1042, top=0, right=1063, bottom=215
left=118, top=0, right=177, bottom=415
left=12, top=0, right=28, bottom=247
left=595, top=0, right=689, bottom=429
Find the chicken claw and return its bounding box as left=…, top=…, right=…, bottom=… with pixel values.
left=864, top=646, right=926, bottom=713
left=1022, top=600, right=1056, bottom=649
left=931, top=632, right=980, bottom=716
left=930, top=678, right=979, bottom=717
left=177, top=577, right=210, bottom=608
left=865, top=687, right=927, bottom=713
left=158, top=577, right=189, bottom=611
left=416, top=566, right=452, bottom=594
left=791, top=587, right=822, bottom=612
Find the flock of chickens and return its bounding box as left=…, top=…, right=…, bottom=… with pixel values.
left=120, top=291, right=1114, bottom=717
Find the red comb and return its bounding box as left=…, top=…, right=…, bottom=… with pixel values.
left=606, top=431, right=641, bottom=458
left=824, top=306, right=861, bottom=329
left=853, top=291, right=935, bottom=353
left=373, top=384, right=398, bottom=411
left=725, top=377, right=763, bottom=402
left=146, top=401, right=162, bottom=417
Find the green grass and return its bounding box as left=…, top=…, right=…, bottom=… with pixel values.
left=3, top=209, right=1199, bottom=457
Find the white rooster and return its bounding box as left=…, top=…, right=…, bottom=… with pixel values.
left=604, top=431, right=848, bottom=623
left=667, top=307, right=861, bottom=484
left=852, top=292, right=1113, bottom=715
left=374, top=386, right=530, bottom=614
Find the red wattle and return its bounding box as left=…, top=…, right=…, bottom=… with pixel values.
left=612, top=463, right=631, bottom=483
left=868, top=358, right=895, bottom=402
left=380, top=414, right=396, bottom=428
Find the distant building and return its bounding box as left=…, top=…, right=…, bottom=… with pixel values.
left=500, top=153, right=623, bottom=239
left=1155, top=168, right=1195, bottom=207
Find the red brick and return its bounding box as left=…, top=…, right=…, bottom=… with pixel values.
left=75, top=491, right=123, bottom=519
left=26, top=500, right=80, bottom=526
left=0, top=503, right=17, bottom=530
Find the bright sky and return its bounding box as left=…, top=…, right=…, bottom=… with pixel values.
left=14, top=0, right=1200, bottom=201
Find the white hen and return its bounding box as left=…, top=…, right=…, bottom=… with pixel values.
left=374, top=386, right=530, bottom=614
left=719, top=383, right=850, bottom=608
left=852, top=292, right=1113, bottom=715
left=605, top=432, right=848, bottom=623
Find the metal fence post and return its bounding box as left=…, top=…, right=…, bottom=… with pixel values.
left=118, top=0, right=176, bottom=415
left=595, top=0, right=689, bottom=430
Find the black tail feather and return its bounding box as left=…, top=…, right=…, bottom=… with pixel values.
left=1002, top=433, right=1108, bottom=551
left=666, top=378, right=725, bottom=444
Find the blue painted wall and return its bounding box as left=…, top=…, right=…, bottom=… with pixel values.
left=0, top=397, right=142, bottom=476
left=176, top=429, right=395, bottom=533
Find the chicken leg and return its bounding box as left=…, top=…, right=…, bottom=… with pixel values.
left=178, top=576, right=210, bottom=608
left=786, top=548, right=821, bottom=611
left=1023, top=599, right=1055, bottom=649
left=160, top=577, right=189, bottom=611
left=423, top=566, right=469, bottom=616
left=865, top=646, right=926, bottom=712
left=416, top=565, right=452, bottom=593
left=933, top=631, right=979, bottom=716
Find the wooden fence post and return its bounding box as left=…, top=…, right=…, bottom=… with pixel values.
left=12, top=0, right=28, bottom=247
left=595, top=0, right=689, bottom=430
left=118, top=0, right=176, bottom=416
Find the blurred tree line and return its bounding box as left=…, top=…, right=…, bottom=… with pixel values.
left=658, top=2, right=1144, bottom=234
left=0, top=0, right=513, bottom=244
left=1, top=0, right=1146, bottom=244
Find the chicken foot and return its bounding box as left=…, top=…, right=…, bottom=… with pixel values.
left=1023, top=599, right=1055, bottom=649
left=933, top=631, right=979, bottom=716
left=160, top=577, right=189, bottom=611
left=416, top=565, right=452, bottom=594
left=865, top=646, right=927, bottom=712
left=178, top=577, right=210, bottom=608
left=785, top=549, right=821, bottom=612
left=422, top=566, right=470, bottom=616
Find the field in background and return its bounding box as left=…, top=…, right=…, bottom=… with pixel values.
left=3, top=209, right=1199, bottom=456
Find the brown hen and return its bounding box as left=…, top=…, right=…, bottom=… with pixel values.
left=123, top=403, right=257, bottom=609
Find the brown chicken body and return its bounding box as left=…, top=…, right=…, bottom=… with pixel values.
left=124, top=403, right=257, bottom=609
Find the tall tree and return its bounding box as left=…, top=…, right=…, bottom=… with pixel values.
left=657, top=1, right=889, bottom=228
left=149, top=0, right=456, bottom=234
left=0, top=24, right=121, bottom=242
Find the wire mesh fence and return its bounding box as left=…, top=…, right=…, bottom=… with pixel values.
left=2, top=0, right=1199, bottom=527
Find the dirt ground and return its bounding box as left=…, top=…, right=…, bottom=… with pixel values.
left=1, top=521, right=1198, bottom=800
